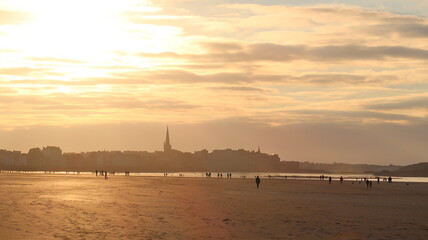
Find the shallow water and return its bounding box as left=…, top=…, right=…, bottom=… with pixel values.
left=3, top=171, right=428, bottom=183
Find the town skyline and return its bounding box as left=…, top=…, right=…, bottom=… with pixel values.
left=1, top=125, right=426, bottom=166
left=1, top=127, right=404, bottom=174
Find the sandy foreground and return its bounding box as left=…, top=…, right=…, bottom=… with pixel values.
left=0, top=174, right=427, bottom=240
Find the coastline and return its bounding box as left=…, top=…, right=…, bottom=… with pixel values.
left=1, top=171, right=428, bottom=183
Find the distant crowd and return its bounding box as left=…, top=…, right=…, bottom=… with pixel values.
left=1, top=169, right=396, bottom=190
left=319, top=174, right=393, bottom=189
left=204, top=172, right=233, bottom=178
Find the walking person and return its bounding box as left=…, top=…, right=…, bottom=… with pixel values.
left=255, top=176, right=261, bottom=188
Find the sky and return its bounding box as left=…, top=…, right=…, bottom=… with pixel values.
left=1, top=0, right=428, bottom=165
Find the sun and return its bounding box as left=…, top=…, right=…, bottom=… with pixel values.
left=16, top=0, right=130, bottom=59
left=5, top=0, right=174, bottom=60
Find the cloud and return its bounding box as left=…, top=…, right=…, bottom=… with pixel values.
left=0, top=93, right=200, bottom=112
left=301, top=5, right=424, bottom=23
left=0, top=67, right=60, bottom=77
left=199, top=42, right=243, bottom=52
left=147, top=3, right=428, bottom=42
left=94, top=71, right=372, bottom=86
left=358, top=23, right=428, bottom=38
left=293, top=74, right=395, bottom=85
left=0, top=70, right=401, bottom=87
left=286, top=109, right=425, bottom=124
left=26, top=57, right=86, bottom=64
left=0, top=10, right=33, bottom=25
left=0, top=79, right=78, bottom=86
left=108, top=70, right=275, bottom=84
left=102, top=99, right=200, bottom=111
left=366, top=96, right=428, bottom=110
left=0, top=87, right=15, bottom=93
left=208, top=86, right=269, bottom=92
left=0, top=49, right=20, bottom=53
left=136, top=43, right=428, bottom=62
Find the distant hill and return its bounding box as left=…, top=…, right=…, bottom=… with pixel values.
left=375, top=162, right=428, bottom=177
left=297, top=161, right=399, bottom=173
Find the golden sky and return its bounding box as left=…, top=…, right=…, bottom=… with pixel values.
left=1, top=0, right=428, bottom=164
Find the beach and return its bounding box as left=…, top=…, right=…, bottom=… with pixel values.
left=0, top=173, right=427, bottom=240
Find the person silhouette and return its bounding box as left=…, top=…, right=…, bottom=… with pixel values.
left=388, top=176, right=392, bottom=183
left=366, top=179, right=369, bottom=189
left=105, top=171, right=108, bottom=180
left=340, top=176, right=343, bottom=183
left=328, top=176, right=332, bottom=184
left=255, top=176, right=261, bottom=188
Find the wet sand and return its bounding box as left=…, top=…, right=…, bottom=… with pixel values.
left=0, top=173, right=427, bottom=240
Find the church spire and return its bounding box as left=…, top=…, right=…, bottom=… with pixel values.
left=164, top=126, right=172, bottom=152
left=165, top=126, right=170, bottom=145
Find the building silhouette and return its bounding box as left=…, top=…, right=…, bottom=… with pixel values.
left=164, top=126, right=172, bottom=152
left=42, top=146, right=64, bottom=169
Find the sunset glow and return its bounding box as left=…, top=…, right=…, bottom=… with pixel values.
left=1, top=0, right=428, bottom=164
